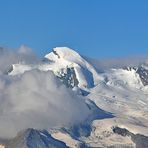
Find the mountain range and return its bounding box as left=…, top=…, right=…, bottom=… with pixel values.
left=0, top=47, right=148, bottom=148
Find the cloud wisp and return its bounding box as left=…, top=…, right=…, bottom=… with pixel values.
left=0, top=45, right=39, bottom=74
left=86, top=55, right=148, bottom=71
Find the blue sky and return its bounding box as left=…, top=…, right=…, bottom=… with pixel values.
left=0, top=0, right=148, bottom=58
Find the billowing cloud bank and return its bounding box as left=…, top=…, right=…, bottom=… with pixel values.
left=0, top=47, right=90, bottom=138
left=0, top=70, right=90, bottom=138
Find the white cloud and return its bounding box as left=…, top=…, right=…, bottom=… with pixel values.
left=0, top=46, right=38, bottom=74
left=0, top=70, right=90, bottom=138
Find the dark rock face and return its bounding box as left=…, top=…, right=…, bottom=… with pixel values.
left=123, top=66, right=136, bottom=71
left=112, top=127, right=131, bottom=137
left=113, top=126, right=148, bottom=148
left=123, top=64, right=148, bottom=86
left=52, top=50, right=60, bottom=59
left=136, top=66, right=148, bottom=86
left=58, top=67, right=79, bottom=88
left=4, top=65, right=14, bottom=75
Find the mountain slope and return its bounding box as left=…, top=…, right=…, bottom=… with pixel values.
left=6, top=129, right=68, bottom=148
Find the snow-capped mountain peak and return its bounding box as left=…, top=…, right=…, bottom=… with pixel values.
left=45, top=47, right=82, bottom=63
left=8, top=47, right=101, bottom=89
left=45, top=47, right=102, bottom=88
